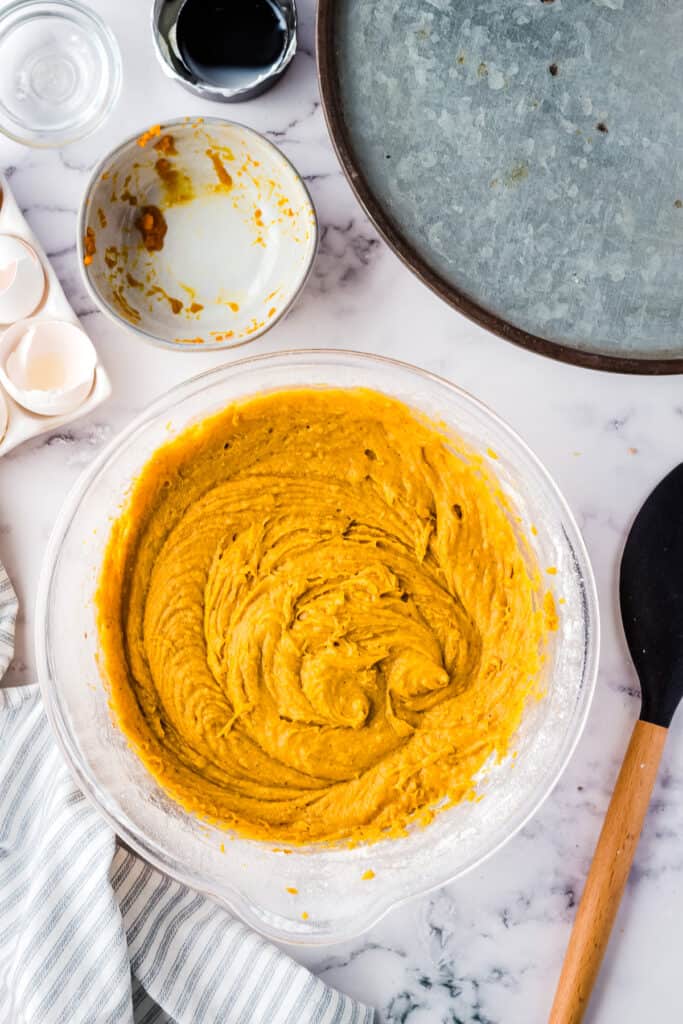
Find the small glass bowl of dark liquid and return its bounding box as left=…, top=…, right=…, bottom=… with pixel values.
left=153, top=0, right=296, bottom=102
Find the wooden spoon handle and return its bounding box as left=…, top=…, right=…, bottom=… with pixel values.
left=549, top=718, right=667, bottom=1024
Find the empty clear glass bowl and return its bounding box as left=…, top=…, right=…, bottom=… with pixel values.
left=36, top=350, right=599, bottom=944
left=0, top=0, right=121, bottom=147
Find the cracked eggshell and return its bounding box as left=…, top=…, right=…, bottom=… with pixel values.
left=0, top=319, right=97, bottom=416
left=0, top=388, right=7, bottom=443
left=0, top=236, right=46, bottom=324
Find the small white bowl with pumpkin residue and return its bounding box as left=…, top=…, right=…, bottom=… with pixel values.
left=78, top=118, right=318, bottom=351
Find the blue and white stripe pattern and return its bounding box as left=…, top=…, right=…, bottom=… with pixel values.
left=0, top=561, right=374, bottom=1024
left=0, top=561, right=17, bottom=679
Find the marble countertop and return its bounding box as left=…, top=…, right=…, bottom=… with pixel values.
left=1, top=1, right=682, bottom=1021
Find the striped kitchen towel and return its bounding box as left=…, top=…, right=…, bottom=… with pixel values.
left=0, top=560, right=17, bottom=678
left=0, top=561, right=374, bottom=1024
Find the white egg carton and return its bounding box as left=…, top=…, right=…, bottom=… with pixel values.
left=0, top=173, right=111, bottom=456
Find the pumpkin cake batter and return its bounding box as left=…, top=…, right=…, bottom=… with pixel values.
left=97, top=388, right=554, bottom=845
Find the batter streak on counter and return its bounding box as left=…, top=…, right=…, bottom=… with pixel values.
left=96, top=389, right=555, bottom=845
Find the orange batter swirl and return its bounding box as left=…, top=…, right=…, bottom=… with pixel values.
left=96, top=388, right=553, bottom=845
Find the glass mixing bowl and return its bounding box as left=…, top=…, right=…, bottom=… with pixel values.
left=36, top=350, right=599, bottom=945
left=0, top=0, right=121, bottom=148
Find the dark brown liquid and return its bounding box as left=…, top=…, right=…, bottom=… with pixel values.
left=177, top=0, right=288, bottom=90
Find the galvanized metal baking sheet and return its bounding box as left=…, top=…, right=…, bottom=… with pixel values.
left=322, top=0, right=683, bottom=370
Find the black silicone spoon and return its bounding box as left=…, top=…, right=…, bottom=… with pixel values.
left=550, top=462, right=683, bottom=1023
